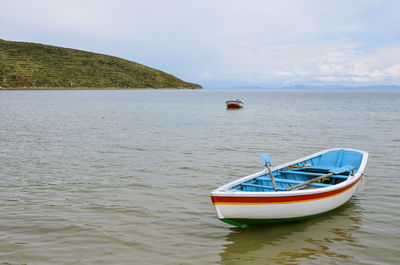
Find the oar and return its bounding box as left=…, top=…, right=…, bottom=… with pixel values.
left=285, top=172, right=333, bottom=191
left=261, top=153, right=277, bottom=191
left=285, top=165, right=354, bottom=191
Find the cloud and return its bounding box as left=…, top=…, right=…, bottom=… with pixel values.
left=1, top=0, right=400, bottom=87
left=200, top=70, right=211, bottom=79
left=214, top=34, right=400, bottom=86
left=385, top=64, right=400, bottom=77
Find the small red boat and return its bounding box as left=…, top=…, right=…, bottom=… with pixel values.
left=226, top=99, right=243, bottom=109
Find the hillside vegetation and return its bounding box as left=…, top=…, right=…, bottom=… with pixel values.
left=0, top=39, right=202, bottom=89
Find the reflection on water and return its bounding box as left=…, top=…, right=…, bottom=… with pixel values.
left=219, top=200, right=362, bottom=265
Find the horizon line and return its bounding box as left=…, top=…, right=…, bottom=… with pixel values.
left=203, top=84, right=400, bottom=90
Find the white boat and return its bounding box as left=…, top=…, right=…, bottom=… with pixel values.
left=211, top=148, right=368, bottom=228
left=226, top=99, right=243, bottom=108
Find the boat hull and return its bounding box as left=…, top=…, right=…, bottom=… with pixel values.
left=226, top=103, right=242, bottom=108
left=212, top=175, right=362, bottom=227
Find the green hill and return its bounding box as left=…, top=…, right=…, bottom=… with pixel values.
left=0, top=39, right=202, bottom=89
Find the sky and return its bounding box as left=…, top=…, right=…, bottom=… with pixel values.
left=1, top=0, right=400, bottom=88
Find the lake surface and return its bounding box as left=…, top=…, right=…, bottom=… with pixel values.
left=0, top=89, right=399, bottom=265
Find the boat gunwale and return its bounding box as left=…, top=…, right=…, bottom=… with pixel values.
left=225, top=99, right=243, bottom=104
left=211, top=148, right=368, bottom=198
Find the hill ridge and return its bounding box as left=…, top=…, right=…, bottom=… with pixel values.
left=0, top=39, right=202, bottom=89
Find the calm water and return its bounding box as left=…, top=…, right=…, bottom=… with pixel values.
left=0, top=89, right=399, bottom=265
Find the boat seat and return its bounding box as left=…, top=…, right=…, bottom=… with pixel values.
left=240, top=183, right=286, bottom=191
left=279, top=170, right=349, bottom=179
left=257, top=176, right=331, bottom=187
left=289, top=165, right=355, bottom=175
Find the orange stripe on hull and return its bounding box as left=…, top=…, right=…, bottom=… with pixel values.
left=211, top=176, right=361, bottom=205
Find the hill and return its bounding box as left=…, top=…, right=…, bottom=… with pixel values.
left=0, top=39, right=202, bottom=89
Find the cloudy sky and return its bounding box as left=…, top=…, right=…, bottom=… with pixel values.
left=1, top=0, right=400, bottom=88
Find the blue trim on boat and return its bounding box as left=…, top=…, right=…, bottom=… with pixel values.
left=232, top=149, right=362, bottom=192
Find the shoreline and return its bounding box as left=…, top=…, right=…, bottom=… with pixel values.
left=0, top=87, right=203, bottom=90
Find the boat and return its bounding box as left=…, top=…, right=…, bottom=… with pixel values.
left=210, top=148, right=368, bottom=228
left=226, top=99, right=243, bottom=109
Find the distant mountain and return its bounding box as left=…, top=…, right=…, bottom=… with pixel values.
left=0, top=39, right=202, bottom=89
left=281, top=85, right=400, bottom=90
left=209, top=84, right=400, bottom=90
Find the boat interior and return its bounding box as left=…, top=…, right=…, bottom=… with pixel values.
left=231, top=149, right=363, bottom=192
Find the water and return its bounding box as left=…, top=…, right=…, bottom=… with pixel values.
left=0, top=89, right=399, bottom=265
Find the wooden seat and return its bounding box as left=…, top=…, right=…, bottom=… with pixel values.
left=293, top=165, right=354, bottom=174
left=256, top=177, right=331, bottom=187
left=240, top=183, right=286, bottom=191
left=282, top=164, right=354, bottom=178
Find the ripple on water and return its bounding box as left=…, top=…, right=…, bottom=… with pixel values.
left=0, top=89, right=399, bottom=265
